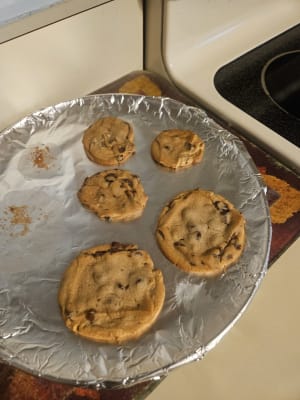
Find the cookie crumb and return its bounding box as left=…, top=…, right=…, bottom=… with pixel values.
left=8, top=206, right=32, bottom=237
left=31, top=146, right=53, bottom=169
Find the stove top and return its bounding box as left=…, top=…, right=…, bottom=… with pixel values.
left=214, top=24, right=300, bottom=148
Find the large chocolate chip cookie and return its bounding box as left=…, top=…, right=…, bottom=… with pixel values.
left=156, top=189, right=246, bottom=277
left=58, top=242, right=165, bottom=344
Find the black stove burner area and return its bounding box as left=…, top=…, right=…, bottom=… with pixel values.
left=262, top=50, right=300, bottom=120
left=214, top=24, right=300, bottom=148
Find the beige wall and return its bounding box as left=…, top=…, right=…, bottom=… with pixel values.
left=0, top=0, right=143, bottom=131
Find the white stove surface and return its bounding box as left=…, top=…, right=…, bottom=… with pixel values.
left=160, top=0, right=300, bottom=173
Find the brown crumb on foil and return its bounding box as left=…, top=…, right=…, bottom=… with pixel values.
left=31, top=146, right=53, bottom=169
left=0, top=206, right=48, bottom=238
left=8, top=206, right=32, bottom=237
left=262, top=174, right=300, bottom=224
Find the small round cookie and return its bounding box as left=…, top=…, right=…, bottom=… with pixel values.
left=156, top=189, right=246, bottom=277
left=151, top=129, right=205, bottom=170
left=78, top=169, right=148, bottom=222
left=82, top=116, right=135, bottom=166
left=58, top=242, right=165, bottom=344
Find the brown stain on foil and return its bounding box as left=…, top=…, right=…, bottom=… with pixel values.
left=0, top=205, right=49, bottom=238
left=31, top=146, right=53, bottom=169
left=8, top=206, right=32, bottom=237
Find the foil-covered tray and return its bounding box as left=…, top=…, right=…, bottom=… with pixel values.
left=0, top=95, right=271, bottom=388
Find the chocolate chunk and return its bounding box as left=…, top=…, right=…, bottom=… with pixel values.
left=110, top=242, right=126, bottom=253
left=212, top=248, right=222, bottom=258
left=122, top=178, right=134, bottom=188
left=165, top=202, right=175, bottom=213
left=213, top=200, right=230, bottom=215
left=92, top=250, right=107, bottom=257
left=116, top=154, right=124, bottom=162
left=65, top=310, right=72, bottom=319
left=195, top=231, right=202, bottom=239
left=157, top=230, right=165, bottom=239
left=174, top=240, right=185, bottom=247
left=229, top=235, right=241, bottom=249
left=184, top=142, right=194, bottom=150
left=104, top=173, right=117, bottom=183
left=125, top=189, right=134, bottom=199
left=85, top=309, right=96, bottom=322
left=117, top=283, right=129, bottom=290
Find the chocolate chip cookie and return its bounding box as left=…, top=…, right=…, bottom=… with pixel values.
left=151, top=129, right=205, bottom=170
left=82, top=116, right=135, bottom=166
left=58, top=242, right=165, bottom=344
left=156, top=189, right=246, bottom=277
left=78, top=169, right=148, bottom=222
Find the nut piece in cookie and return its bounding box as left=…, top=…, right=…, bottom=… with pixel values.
left=78, top=169, right=148, bottom=222
left=82, top=116, right=135, bottom=166
left=156, top=189, right=246, bottom=277
left=151, top=129, right=205, bottom=170
left=58, top=242, right=165, bottom=344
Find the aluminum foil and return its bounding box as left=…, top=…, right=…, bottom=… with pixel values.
left=0, top=94, right=271, bottom=388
